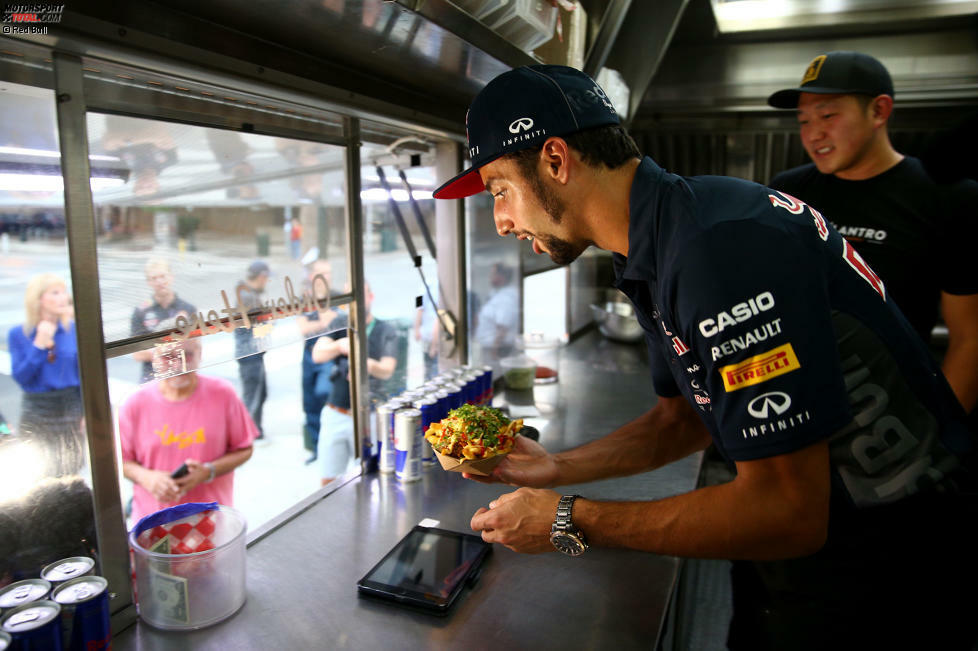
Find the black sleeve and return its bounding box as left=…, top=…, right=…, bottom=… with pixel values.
left=937, top=180, right=978, bottom=296
left=375, top=321, right=400, bottom=361
left=130, top=307, right=144, bottom=336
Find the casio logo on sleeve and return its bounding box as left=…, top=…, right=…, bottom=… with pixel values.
left=698, top=292, right=775, bottom=337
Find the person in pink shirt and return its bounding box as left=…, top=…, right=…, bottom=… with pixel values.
left=119, top=338, right=257, bottom=523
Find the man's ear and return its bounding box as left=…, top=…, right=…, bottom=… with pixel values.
left=540, top=137, right=571, bottom=184
left=871, top=95, right=894, bottom=126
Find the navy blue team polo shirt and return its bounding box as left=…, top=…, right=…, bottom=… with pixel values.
left=613, top=157, right=973, bottom=508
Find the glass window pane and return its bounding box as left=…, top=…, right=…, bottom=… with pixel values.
left=1, top=80, right=100, bottom=584
left=88, top=113, right=350, bottom=530
left=361, top=151, right=439, bottom=390
left=465, top=193, right=521, bottom=373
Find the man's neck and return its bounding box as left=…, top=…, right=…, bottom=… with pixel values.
left=579, top=157, right=641, bottom=258
left=155, top=291, right=175, bottom=308
left=159, top=373, right=198, bottom=401
left=834, top=134, right=904, bottom=181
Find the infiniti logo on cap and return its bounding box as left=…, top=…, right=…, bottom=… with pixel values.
left=508, top=117, right=534, bottom=134
left=747, top=392, right=792, bottom=419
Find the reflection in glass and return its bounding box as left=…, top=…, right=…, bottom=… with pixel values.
left=89, top=115, right=357, bottom=531
left=466, top=193, right=522, bottom=376
left=0, top=81, right=98, bottom=588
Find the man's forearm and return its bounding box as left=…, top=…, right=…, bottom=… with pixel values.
left=574, top=475, right=824, bottom=560
left=213, top=446, right=253, bottom=477
left=551, top=397, right=712, bottom=486
left=122, top=460, right=149, bottom=486
left=573, top=439, right=831, bottom=560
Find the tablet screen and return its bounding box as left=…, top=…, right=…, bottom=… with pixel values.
left=358, top=526, right=491, bottom=613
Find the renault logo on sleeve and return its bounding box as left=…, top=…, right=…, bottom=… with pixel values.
left=508, top=117, right=534, bottom=133
left=747, top=392, right=792, bottom=419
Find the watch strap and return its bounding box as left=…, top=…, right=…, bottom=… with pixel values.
left=552, top=494, right=581, bottom=533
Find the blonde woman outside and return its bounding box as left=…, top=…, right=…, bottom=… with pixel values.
left=7, top=273, right=85, bottom=476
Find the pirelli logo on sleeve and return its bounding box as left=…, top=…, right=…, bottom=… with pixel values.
left=719, top=343, right=801, bottom=392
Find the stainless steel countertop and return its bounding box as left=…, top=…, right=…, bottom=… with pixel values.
left=115, top=330, right=702, bottom=650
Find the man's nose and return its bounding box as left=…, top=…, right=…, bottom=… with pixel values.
left=494, top=211, right=513, bottom=237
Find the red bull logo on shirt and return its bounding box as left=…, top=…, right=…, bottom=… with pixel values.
left=720, top=342, right=800, bottom=392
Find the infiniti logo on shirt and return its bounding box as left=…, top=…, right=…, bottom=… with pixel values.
left=747, top=392, right=792, bottom=419
left=508, top=117, right=534, bottom=133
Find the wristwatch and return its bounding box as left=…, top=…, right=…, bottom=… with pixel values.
left=550, top=494, right=588, bottom=556
left=204, top=462, right=216, bottom=483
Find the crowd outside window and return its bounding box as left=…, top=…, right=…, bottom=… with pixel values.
left=311, top=282, right=398, bottom=485
left=297, top=258, right=339, bottom=465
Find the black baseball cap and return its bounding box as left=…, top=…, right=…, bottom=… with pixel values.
left=767, top=51, right=894, bottom=109
left=434, top=65, right=620, bottom=200
left=247, top=260, right=270, bottom=278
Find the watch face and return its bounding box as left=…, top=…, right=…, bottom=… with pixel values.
left=550, top=532, right=586, bottom=556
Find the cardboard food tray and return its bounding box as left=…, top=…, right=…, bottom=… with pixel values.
left=434, top=449, right=509, bottom=475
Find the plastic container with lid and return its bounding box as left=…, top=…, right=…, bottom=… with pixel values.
left=521, top=332, right=560, bottom=384
left=129, top=503, right=247, bottom=631
left=500, top=354, right=537, bottom=390
left=488, top=0, right=558, bottom=51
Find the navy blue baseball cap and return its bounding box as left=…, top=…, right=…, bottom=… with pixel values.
left=434, top=65, right=620, bottom=200
left=768, top=51, right=894, bottom=109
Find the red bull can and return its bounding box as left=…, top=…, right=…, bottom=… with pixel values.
left=394, top=408, right=422, bottom=482
left=467, top=367, right=487, bottom=405
left=431, top=389, right=450, bottom=422
left=413, top=396, right=439, bottom=467
left=0, top=579, right=50, bottom=614
left=52, top=576, right=110, bottom=651
left=442, top=381, right=464, bottom=411
left=460, top=371, right=480, bottom=405
left=376, top=399, right=404, bottom=474
left=1, top=601, right=62, bottom=650
left=398, top=390, right=424, bottom=403
left=41, top=558, right=95, bottom=588
left=480, top=365, right=495, bottom=404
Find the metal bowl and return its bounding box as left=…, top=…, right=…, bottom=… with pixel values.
left=590, top=301, right=644, bottom=343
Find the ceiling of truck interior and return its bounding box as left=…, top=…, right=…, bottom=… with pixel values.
left=28, top=0, right=978, bottom=135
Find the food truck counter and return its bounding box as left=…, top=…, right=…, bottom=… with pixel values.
left=115, top=331, right=703, bottom=650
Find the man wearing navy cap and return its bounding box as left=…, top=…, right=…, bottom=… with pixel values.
left=441, top=65, right=978, bottom=649
left=767, top=51, right=978, bottom=425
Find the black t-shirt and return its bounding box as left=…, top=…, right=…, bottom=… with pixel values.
left=769, top=157, right=978, bottom=342
left=326, top=313, right=399, bottom=409
left=616, top=158, right=973, bottom=512
left=130, top=295, right=196, bottom=383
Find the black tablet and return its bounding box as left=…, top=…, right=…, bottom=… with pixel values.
left=357, top=525, right=492, bottom=615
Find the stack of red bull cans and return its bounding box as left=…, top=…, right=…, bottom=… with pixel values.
left=376, top=366, right=494, bottom=483
left=0, top=556, right=110, bottom=650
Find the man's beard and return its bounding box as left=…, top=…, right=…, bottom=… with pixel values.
left=526, top=168, right=587, bottom=266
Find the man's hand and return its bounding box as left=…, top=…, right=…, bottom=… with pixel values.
left=175, top=458, right=211, bottom=496
left=462, top=435, right=558, bottom=487
left=141, top=469, right=181, bottom=503
left=470, top=488, right=561, bottom=553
